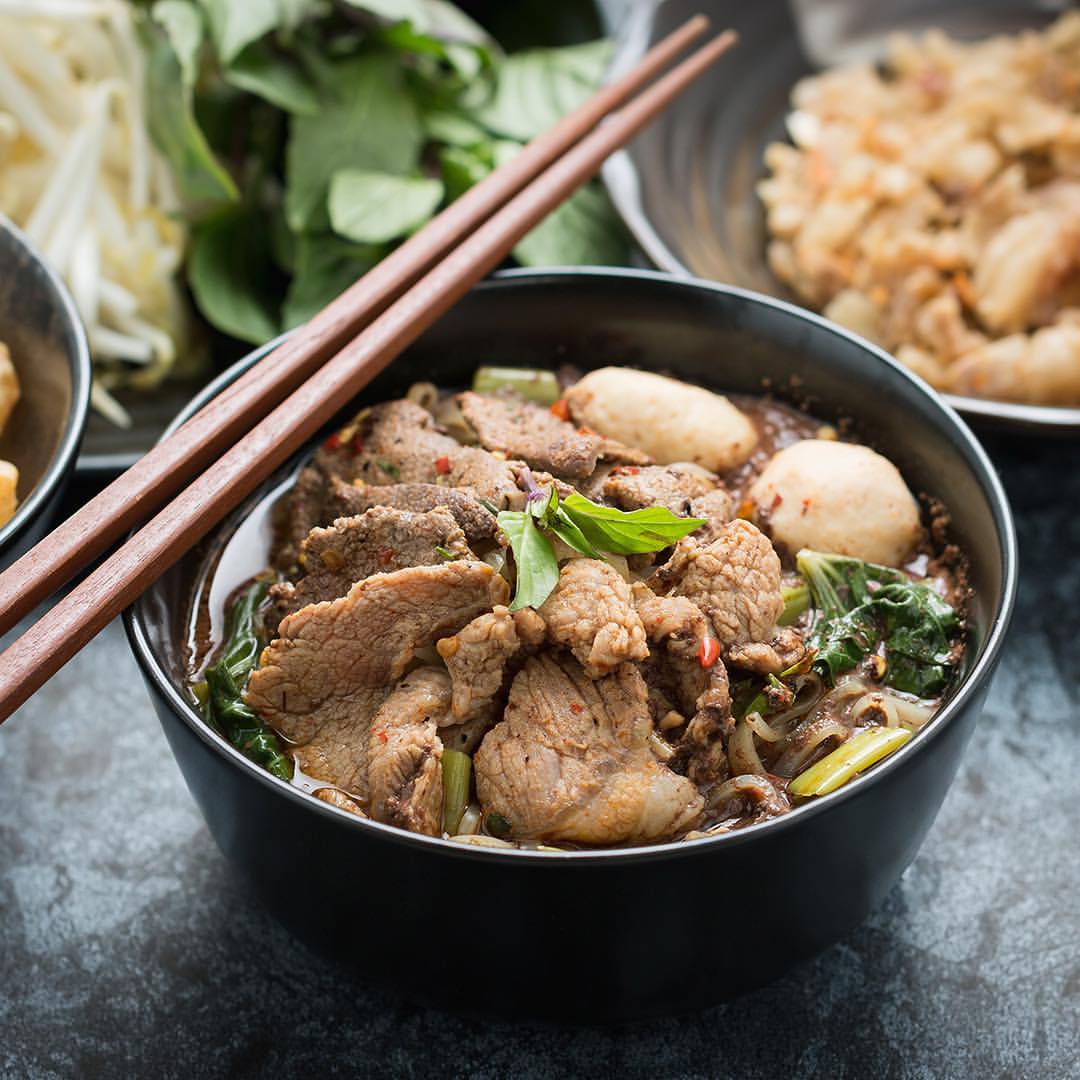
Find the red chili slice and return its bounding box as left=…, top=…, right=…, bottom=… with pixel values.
left=698, top=637, right=720, bottom=669
left=323, top=432, right=342, bottom=451
left=435, top=455, right=452, bottom=475
left=549, top=399, right=570, bottom=421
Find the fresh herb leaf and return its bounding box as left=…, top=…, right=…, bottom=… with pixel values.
left=375, top=457, right=401, bottom=480
left=549, top=506, right=601, bottom=558
left=283, top=55, right=423, bottom=231
left=496, top=510, right=559, bottom=611
left=282, top=233, right=384, bottom=328
left=329, top=171, right=445, bottom=243
left=476, top=38, right=612, bottom=141
left=513, top=181, right=628, bottom=268
left=152, top=0, right=205, bottom=86
left=145, top=8, right=238, bottom=205
left=225, top=41, right=319, bottom=114
left=198, top=0, right=284, bottom=65
left=188, top=206, right=281, bottom=344
left=559, top=492, right=705, bottom=555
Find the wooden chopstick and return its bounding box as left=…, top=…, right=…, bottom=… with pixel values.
left=0, top=29, right=737, bottom=721
left=0, top=14, right=710, bottom=639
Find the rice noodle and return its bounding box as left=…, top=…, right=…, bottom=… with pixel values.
left=708, top=774, right=786, bottom=816
left=406, top=381, right=440, bottom=412
left=728, top=714, right=768, bottom=776
left=851, top=691, right=897, bottom=728
left=773, top=717, right=849, bottom=777
left=889, top=695, right=935, bottom=730
left=767, top=671, right=824, bottom=729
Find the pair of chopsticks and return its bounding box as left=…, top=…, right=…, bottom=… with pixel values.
left=0, top=16, right=735, bottom=721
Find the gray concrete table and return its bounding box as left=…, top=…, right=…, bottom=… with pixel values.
left=1, top=432, right=1077, bottom=1079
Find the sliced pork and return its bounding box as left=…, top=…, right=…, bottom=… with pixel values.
left=538, top=558, right=649, bottom=677
left=474, top=655, right=703, bottom=844
left=457, top=391, right=649, bottom=480
left=268, top=506, right=471, bottom=625
left=245, top=562, right=508, bottom=813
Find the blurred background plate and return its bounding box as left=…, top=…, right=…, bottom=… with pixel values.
left=602, top=0, right=1080, bottom=435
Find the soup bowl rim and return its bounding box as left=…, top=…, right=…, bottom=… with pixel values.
left=125, top=266, right=1018, bottom=865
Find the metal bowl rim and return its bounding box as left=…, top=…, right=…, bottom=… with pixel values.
left=0, top=217, right=92, bottom=553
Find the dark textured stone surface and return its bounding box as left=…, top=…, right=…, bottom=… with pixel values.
left=1, top=434, right=1077, bottom=1079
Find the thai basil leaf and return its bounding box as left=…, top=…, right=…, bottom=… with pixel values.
left=513, top=181, right=628, bottom=268
left=151, top=0, right=205, bottom=85
left=198, top=0, right=283, bottom=65
left=281, top=233, right=384, bottom=328
left=328, top=171, right=444, bottom=244
left=496, top=510, right=559, bottom=611
left=188, top=206, right=281, bottom=343
left=549, top=506, right=602, bottom=558
left=144, top=7, right=238, bottom=205
left=225, top=41, right=319, bottom=114
left=283, top=55, right=424, bottom=231
left=559, top=492, right=704, bottom=555
left=475, top=38, right=612, bottom=141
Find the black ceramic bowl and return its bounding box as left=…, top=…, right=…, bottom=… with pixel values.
left=0, top=219, right=91, bottom=569
left=602, top=0, right=1080, bottom=434
left=126, top=269, right=1017, bottom=1021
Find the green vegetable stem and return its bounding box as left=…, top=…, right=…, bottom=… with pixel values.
left=441, top=750, right=472, bottom=834
left=788, top=726, right=913, bottom=797
left=199, top=580, right=293, bottom=781
left=472, top=366, right=561, bottom=405
left=796, top=549, right=961, bottom=698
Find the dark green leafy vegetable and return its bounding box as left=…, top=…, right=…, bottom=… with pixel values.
left=441, top=749, right=472, bottom=834
left=486, top=811, right=512, bottom=837
left=496, top=479, right=703, bottom=610
left=797, top=549, right=961, bottom=698
left=199, top=581, right=293, bottom=780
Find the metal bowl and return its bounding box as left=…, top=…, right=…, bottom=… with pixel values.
left=602, top=0, right=1080, bottom=434
left=126, top=268, right=1017, bottom=1021
left=0, top=218, right=91, bottom=568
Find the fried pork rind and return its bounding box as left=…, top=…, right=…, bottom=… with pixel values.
left=759, top=13, right=1080, bottom=405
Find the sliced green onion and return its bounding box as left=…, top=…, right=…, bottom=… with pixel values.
left=788, top=726, right=913, bottom=798
left=779, top=581, right=810, bottom=626
left=472, top=366, right=560, bottom=405
left=441, top=750, right=472, bottom=834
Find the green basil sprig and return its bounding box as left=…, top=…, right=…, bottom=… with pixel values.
left=496, top=478, right=704, bottom=610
